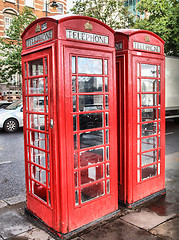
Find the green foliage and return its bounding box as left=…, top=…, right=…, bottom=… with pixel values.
left=134, top=0, right=179, bottom=56
left=0, top=7, right=36, bottom=83
left=71, top=0, right=134, bottom=29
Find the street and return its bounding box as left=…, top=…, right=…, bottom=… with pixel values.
left=0, top=120, right=179, bottom=201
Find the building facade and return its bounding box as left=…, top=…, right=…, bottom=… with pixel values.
left=0, top=0, right=67, bottom=101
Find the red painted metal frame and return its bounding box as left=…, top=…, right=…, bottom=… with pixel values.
left=21, top=15, right=118, bottom=235
left=115, top=30, right=165, bottom=205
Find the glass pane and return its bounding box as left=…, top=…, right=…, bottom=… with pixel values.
left=141, top=94, right=157, bottom=106
left=74, top=134, right=77, bottom=150
left=28, top=78, right=44, bottom=94
left=142, top=164, right=157, bottom=180
left=106, top=146, right=109, bottom=160
left=81, top=181, right=105, bottom=203
left=137, top=63, right=140, bottom=77
left=31, top=165, right=46, bottom=184
left=45, top=77, right=48, bottom=93
left=106, top=112, right=109, bottom=126
left=158, top=66, right=161, bottom=78
left=74, top=172, right=78, bottom=187
left=25, top=62, right=27, bottom=77
left=137, top=169, right=140, bottom=182
left=106, top=129, right=109, bottom=143
left=75, top=190, right=79, bottom=206
left=105, top=95, right=108, bottom=109
left=141, top=136, right=157, bottom=152
left=142, top=122, right=157, bottom=137
left=158, top=80, right=161, bottom=92
left=106, top=163, right=110, bottom=177
left=141, top=64, right=157, bottom=77
left=45, top=57, right=47, bottom=74
left=73, top=95, right=77, bottom=112
left=74, top=153, right=78, bottom=169
left=137, top=79, right=140, bottom=92
left=107, top=180, right=110, bottom=193
left=142, top=108, right=157, bottom=122
left=72, top=76, right=76, bottom=93
left=79, top=95, right=103, bottom=111
left=81, top=165, right=104, bottom=185
left=30, top=148, right=46, bottom=167
left=80, top=130, right=104, bottom=149
left=78, top=57, right=102, bottom=74
left=72, top=56, right=76, bottom=73
left=80, top=148, right=104, bottom=167
left=79, top=112, right=103, bottom=130
left=141, top=150, right=157, bottom=166
left=104, top=60, right=108, bottom=75
left=33, top=182, right=47, bottom=202
left=141, top=79, right=157, bottom=92
left=78, top=77, right=103, bottom=92
left=73, top=115, right=77, bottom=131
left=158, top=163, right=161, bottom=175
left=29, top=114, right=45, bottom=131
left=30, top=131, right=46, bottom=149
left=28, top=58, right=43, bottom=76
left=29, top=97, right=45, bottom=112
left=105, top=77, right=108, bottom=92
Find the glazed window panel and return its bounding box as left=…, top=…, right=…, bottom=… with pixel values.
left=80, top=148, right=104, bottom=167
left=141, top=136, right=157, bottom=152
left=141, top=79, right=157, bottom=92
left=78, top=57, right=103, bottom=74
left=29, top=131, right=46, bottom=150
left=81, top=165, right=104, bottom=185
left=142, top=164, right=157, bottom=180
left=141, top=64, right=157, bottom=77
left=141, top=150, right=158, bottom=166
left=80, top=130, right=104, bottom=149
left=79, top=95, right=103, bottom=111
left=81, top=181, right=105, bottom=203
left=79, top=112, right=103, bottom=130
left=28, top=58, right=43, bottom=76
left=28, top=78, right=44, bottom=94
left=78, top=77, right=103, bottom=92
left=142, top=122, right=157, bottom=137
left=30, top=147, right=46, bottom=168
left=141, top=108, right=158, bottom=122
left=141, top=94, right=157, bottom=107
left=29, top=96, right=45, bottom=112
left=29, top=114, right=45, bottom=131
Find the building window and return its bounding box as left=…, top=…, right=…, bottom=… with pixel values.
left=4, top=0, right=16, bottom=3
left=57, top=3, right=63, bottom=14
left=25, top=0, right=34, bottom=8
left=4, top=17, right=13, bottom=33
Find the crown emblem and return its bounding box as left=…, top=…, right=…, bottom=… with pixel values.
left=84, top=21, right=93, bottom=31
left=35, top=24, right=41, bottom=33
left=145, top=35, right=150, bottom=42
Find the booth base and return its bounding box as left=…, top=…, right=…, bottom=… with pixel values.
left=119, top=188, right=166, bottom=209
left=25, top=208, right=121, bottom=239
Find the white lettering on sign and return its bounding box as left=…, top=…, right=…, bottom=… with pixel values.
left=26, top=30, right=53, bottom=47
left=66, top=29, right=109, bottom=44
left=115, top=42, right=123, bottom=50
left=133, top=41, right=161, bottom=53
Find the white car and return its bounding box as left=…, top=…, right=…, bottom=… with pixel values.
left=0, top=100, right=23, bottom=133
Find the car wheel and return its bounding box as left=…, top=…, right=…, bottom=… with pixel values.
left=4, top=118, right=19, bottom=133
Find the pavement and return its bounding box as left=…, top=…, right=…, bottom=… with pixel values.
left=0, top=120, right=178, bottom=240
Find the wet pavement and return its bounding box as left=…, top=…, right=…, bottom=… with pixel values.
left=0, top=119, right=178, bottom=239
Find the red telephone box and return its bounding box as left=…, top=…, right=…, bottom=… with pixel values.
left=115, top=30, right=165, bottom=207
left=21, top=15, right=118, bottom=237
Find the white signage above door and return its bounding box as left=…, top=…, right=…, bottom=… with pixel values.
left=66, top=29, right=109, bottom=45
left=133, top=41, right=161, bottom=53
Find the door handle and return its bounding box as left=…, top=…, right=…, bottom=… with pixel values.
left=50, top=119, right=54, bottom=129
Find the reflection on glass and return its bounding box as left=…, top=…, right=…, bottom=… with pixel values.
left=80, top=130, right=104, bottom=149
left=30, top=148, right=46, bottom=167
left=141, top=137, right=157, bottom=152
left=141, top=150, right=157, bottom=166
left=105, top=77, right=108, bottom=92
left=29, top=114, right=45, bottom=131
left=29, top=78, right=44, bottom=94
left=32, top=165, right=46, bottom=184
left=137, top=63, right=140, bottom=77
left=25, top=62, right=27, bottom=77
left=72, top=76, right=76, bottom=93
left=73, top=115, right=77, bottom=131
left=78, top=57, right=102, bottom=74
left=29, top=96, right=45, bottom=112
left=142, top=108, right=157, bottom=122
left=81, top=181, right=105, bottom=203
left=74, top=172, right=78, bottom=187
left=141, top=79, right=157, bottom=92
left=78, top=76, right=103, bottom=92
left=74, top=153, right=78, bottom=169
left=106, top=112, right=109, bottom=126
left=106, top=146, right=109, bottom=160
left=28, top=58, right=43, bottom=76
left=79, top=95, right=103, bottom=111
left=105, top=95, right=108, bottom=109
left=106, top=129, right=109, bottom=143
left=137, top=169, right=140, bottom=182
left=75, top=190, right=79, bottom=206
left=104, top=60, right=108, bottom=75
left=33, top=181, right=47, bottom=202
left=137, top=79, right=140, bottom=92
left=74, top=134, right=77, bottom=150
left=80, top=148, right=104, bottom=167
left=142, top=122, right=157, bottom=137
left=141, top=64, right=157, bottom=77
left=79, top=112, right=103, bottom=130
left=72, top=56, right=76, bottom=73
left=45, top=77, right=48, bottom=93
left=141, top=94, right=157, bottom=106
left=30, top=131, right=46, bottom=149
left=73, top=95, right=77, bottom=112
left=107, top=179, right=110, bottom=194
left=81, top=165, right=104, bottom=185
left=158, top=66, right=161, bottom=78
left=142, top=164, right=157, bottom=180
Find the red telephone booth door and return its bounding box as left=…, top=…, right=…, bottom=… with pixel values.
left=64, top=47, right=118, bottom=231
left=133, top=56, right=165, bottom=202
left=22, top=48, right=55, bottom=226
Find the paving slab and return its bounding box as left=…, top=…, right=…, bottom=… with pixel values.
left=80, top=218, right=159, bottom=240
left=0, top=209, right=34, bottom=239
left=15, top=227, right=55, bottom=240
left=4, top=194, right=26, bottom=206
left=0, top=200, right=8, bottom=208
left=120, top=209, right=176, bottom=231
left=150, top=217, right=179, bottom=240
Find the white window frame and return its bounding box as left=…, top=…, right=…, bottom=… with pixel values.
left=25, top=0, right=34, bottom=8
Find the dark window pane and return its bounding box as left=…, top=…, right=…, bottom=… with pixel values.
left=81, top=181, right=105, bottom=203
left=80, top=130, right=104, bottom=149
left=78, top=77, right=103, bottom=92
left=79, top=113, right=103, bottom=130
left=79, top=95, right=103, bottom=111
left=142, top=164, right=157, bottom=180
left=142, top=108, right=157, bottom=122
left=142, top=122, right=157, bottom=137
